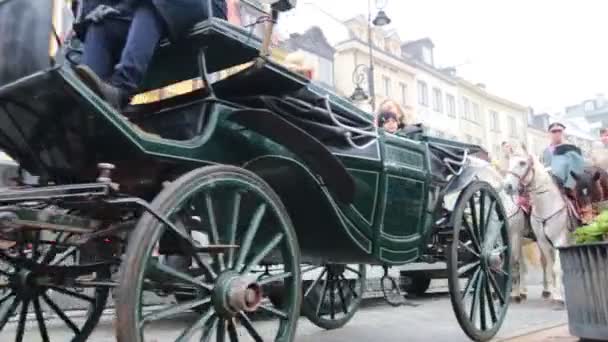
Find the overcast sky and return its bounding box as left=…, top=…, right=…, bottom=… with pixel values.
left=277, top=0, right=608, bottom=113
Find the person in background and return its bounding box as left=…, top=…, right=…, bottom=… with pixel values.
left=541, top=122, right=566, bottom=167
left=591, top=128, right=608, bottom=170
left=376, top=111, right=400, bottom=134
left=498, top=141, right=515, bottom=175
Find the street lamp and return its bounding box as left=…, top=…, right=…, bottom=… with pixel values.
left=349, top=0, right=391, bottom=111
left=350, top=64, right=370, bottom=102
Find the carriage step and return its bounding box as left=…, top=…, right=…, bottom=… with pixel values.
left=0, top=183, right=111, bottom=203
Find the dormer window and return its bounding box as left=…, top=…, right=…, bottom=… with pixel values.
left=422, top=46, right=433, bottom=65
left=584, top=100, right=595, bottom=112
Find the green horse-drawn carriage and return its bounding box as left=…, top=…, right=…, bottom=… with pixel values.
left=0, top=0, right=511, bottom=341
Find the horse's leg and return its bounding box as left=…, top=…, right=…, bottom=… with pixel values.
left=509, top=216, right=524, bottom=302
left=532, top=220, right=556, bottom=300
left=519, top=240, right=528, bottom=300
left=540, top=248, right=552, bottom=299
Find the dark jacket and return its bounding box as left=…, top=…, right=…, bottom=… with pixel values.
left=79, top=0, right=227, bottom=41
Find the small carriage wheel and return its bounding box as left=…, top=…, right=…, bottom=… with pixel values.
left=116, top=165, right=301, bottom=342
left=301, top=264, right=365, bottom=330
left=0, top=232, right=110, bottom=342
left=447, top=181, right=512, bottom=342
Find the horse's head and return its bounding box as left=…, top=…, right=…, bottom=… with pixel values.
left=572, top=168, right=602, bottom=223
left=503, top=153, right=535, bottom=196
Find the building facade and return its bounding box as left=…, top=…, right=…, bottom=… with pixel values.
left=333, top=16, right=417, bottom=113
left=283, top=26, right=335, bottom=89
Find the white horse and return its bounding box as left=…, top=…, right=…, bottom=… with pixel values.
left=465, top=156, right=548, bottom=302
left=503, top=150, right=577, bottom=308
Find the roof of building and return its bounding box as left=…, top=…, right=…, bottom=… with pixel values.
left=283, top=26, right=335, bottom=60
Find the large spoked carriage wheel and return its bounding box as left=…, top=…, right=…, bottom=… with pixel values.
left=116, top=166, right=301, bottom=342
left=447, top=181, right=512, bottom=342
left=301, top=264, right=365, bottom=330
left=0, top=231, right=110, bottom=342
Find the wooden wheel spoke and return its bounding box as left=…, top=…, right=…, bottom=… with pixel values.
left=459, top=241, right=480, bottom=257
left=340, top=274, right=359, bottom=299
left=242, top=233, right=284, bottom=274
left=344, top=265, right=362, bottom=276
left=50, top=246, right=78, bottom=266
left=469, top=197, right=481, bottom=240
left=304, top=268, right=327, bottom=298
left=458, top=261, right=480, bottom=276
left=199, top=316, right=217, bottom=342
left=478, top=191, right=486, bottom=237
left=479, top=276, right=487, bottom=331
left=462, top=219, right=481, bottom=253
left=487, top=270, right=506, bottom=305
left=329, top=278, right=336, bottom=319
left=235, top=204, right=267, bottom=269
left=15, top=299, right=29, bottom=342
left=484, top=275, right=498, bottom=324
left=31, top=231, right=41, bottom=261
left=483, top=199, right=497, bottom=234
left=238, top=312, right=263, bottom=342
left=205, top=194, right=225, bottom=271
left=143, top=298, right=211, bottom=324
left=150, top=259, right=213, bottom=291
left=174, top=308, right=214, bottom=342
left=462, top=268, right=481, bottom=300
left=492, top=245, right=508, bottom=255
left=469, top=272, right=483, bottom=323
left=34, top=298, right=50, bottom=342
left=337, top=278, right=349, bottom=314
left=258, top=304, right=288, bottom=320
left=0, top=296, right=19, bottom=328
left=41, top=232, right=64, bottom=264
left=301, top=265, right=322, bottom=274
left=0, top=290, right=14, bottom=305
left=49, top=286, right=95, bottom=303
left=217, top=318, right=226, bottom=342
left=315, top=278, right=329, bottom=315
left=42, top=293, right=81, bottom=335
left=257, top=271, right=292, bottom=286
left=227, top=320, right=239, bottom=342
left=227, top=193, right=241, bottom=269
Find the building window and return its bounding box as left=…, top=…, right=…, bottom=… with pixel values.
left=317, top=57, right=333, bottom=86
left=422, top=46, right=433, bottom=65
left=432, top=88, right=443, bottom=113
left=493, top=144, right=501, bottom=158
left=462, top=97, right=471, bottom=119
left=417, top=81, right=428, bottom=106
left=446, top=94, right=456, bottom=117
left=383, top=76, right=391, bottom=97
left=508, top=116, right=517, bottom=137
left=399, top=83, right=407, bottom=107
left=472, top=102, right=481, bottom=121
left=489, top=110, right=500, bottom=131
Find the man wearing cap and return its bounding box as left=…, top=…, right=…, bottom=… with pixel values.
left=541, top=122, right=566, bottom=167
left=591, top=128, right=608, bottom=170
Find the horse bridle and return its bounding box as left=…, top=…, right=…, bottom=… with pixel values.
left=508, top=155, right=536, bottom=193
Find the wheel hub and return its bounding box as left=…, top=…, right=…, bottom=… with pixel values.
left=8, top=269, right=45, bottom=298
left=212, top=272, right=263, bottom=317
left=483, top=250, right=504, bottom=272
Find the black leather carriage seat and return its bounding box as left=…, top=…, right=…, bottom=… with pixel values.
left=138, top=18, right=264, bottom=93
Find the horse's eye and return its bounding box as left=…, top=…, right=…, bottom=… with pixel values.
left=518, top=161, right=526, bottom=167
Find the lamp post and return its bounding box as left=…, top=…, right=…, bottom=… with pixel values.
left=350, top=0, right=391, bottom=111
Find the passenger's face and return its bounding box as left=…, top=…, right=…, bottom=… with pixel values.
left=383, top=118, right=399, bottom=133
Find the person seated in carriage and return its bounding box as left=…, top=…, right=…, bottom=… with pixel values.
left=376, top=111, right=400, bottom=134
left=73, top=0, right=228, bottom=110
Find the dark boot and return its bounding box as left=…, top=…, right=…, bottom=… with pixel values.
left=75, top=65, right=129, bottom=110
